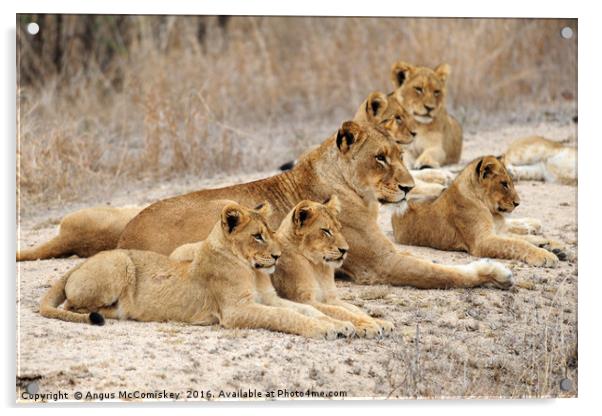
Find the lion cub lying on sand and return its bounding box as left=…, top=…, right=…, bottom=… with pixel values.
left=40, top=202, right=353, bottom=340
left=392, top=155, right=563, bottom=267
left=172, top=197, right=394, bottom=339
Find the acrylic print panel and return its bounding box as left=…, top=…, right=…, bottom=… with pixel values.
left=16, top=15, right=577, bottom=402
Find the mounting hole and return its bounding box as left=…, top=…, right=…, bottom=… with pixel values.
left=26, top=22, right=39, bottom=35
left=26, top=381, right=39, bottom=394
left=559, top=378, right=572, bottom=391
left=560, top=26, right=573, bottom=39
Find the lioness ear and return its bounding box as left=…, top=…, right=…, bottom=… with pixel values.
left=221, top=204, right=246, bottom=234
left=324, top=195, right=341, bottom=215
left=336, top=121, right=361, bottom=154
left=496, top=154, right=507, bottom=166
left=254, top=201, right=273, bottom=219
left=434, top=63, right=451, bottom=84
left=391, top=61, right=414, bottom=89
left=365, top=92, right=388, bottom=121
left=292, top=202, right=314, bottom=229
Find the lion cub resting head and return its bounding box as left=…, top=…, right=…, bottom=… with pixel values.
left=40, top=202, right=352, bottom=339
left=392, top=155, right=563, bottom=269
left=271, top=196, right=395, bottom=338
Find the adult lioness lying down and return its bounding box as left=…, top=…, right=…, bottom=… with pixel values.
left=40, top=202, right=354, bottom=340
left=392, top=155, right=564, bottom=267
left=118, top=121, right=513, bottom=289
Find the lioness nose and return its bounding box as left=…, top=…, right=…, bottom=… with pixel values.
left=410, top=131, right=417, bottom=137
left=271, top=254, right=280, bottom=261
left=424, top=105, right=434, bottom=112
left=338, top=248, right=348, bottom=255
left=513, top=201, right=520, bottom=207
left=398, top=185, right=414, bottom=195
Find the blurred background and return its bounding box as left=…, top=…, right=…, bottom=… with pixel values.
left=17, top=15, right=577, bottom=209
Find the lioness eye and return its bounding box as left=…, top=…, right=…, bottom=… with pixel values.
left=501, top=181, right=509, bottom=189
left=375, top=154, right=387, bottom=164
left=253, top=233, right=264, bottom=242
left=322, top=228, right=333, bottom=237
left=395, top=115, right=402, bottom=124
left=434, top=90, right=441, bottom=97
left=414, top=87, right=423, bottom=94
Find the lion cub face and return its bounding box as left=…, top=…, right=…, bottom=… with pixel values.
left=390, top=61, right=450, bottom=125
left=221, top=202, right=281, bottom=274
left=291, top=196, right=349, bottom=268
left=475, top=156, right=520, bottom=214
left=355, top=92, right=417, bottom=146
left=336, top=121, right=415, bottom=204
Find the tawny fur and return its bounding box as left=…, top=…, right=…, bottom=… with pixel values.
left=504, top=136, right=576, bottom=185
left=17, top=206, right=143, bottom=261
left=39, top=202, right=355, bottom=340
left=392, top=155, right=563, bottom=267
left=119, top=120, right=513, bottom=290
left=171, top=197, right=394, bottom=339
left=391, top=61, right=463, bottom=169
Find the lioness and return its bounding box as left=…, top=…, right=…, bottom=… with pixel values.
left=119, top=121, right=513, bottom=289
left=504, top=136, right=576, bottom=185
left=39, top=202, right=354, bottom=339
left=171, top=196, right=394, bottom=339
left=390, top=61, right=463, bottom=170
left=17, top=206, right=143, bottom=261
left=391, top=155, right=562, bottom=267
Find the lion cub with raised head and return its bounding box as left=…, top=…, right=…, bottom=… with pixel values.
left=391, top=61, right=463, bottom=170
left=40, top=202, right=352, bottom=340
left=271, top=196, right=394, bottom=339
left=392, top=156, right=562, bottom=267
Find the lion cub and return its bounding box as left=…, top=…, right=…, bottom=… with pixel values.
left=271, top=196, right=395, bottom=339
left=391, top=156, right=563, bottom=267
left=40, top=202, right=352, bottom=340
left=504, top=136, right=576, bottom=185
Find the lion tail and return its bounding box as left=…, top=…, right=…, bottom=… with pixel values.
left=17, top=235, right=72, bottom=262
left=39, top=267, right=105, bottom=326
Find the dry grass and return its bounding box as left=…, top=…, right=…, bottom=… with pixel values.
left=17, top=16, right=577, bottom=211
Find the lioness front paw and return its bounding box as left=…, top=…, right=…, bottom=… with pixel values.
left=327, top=319, right=355, bottom=338
left=307, top=323, right=338, bottom=340
left=525, top=249, right=558, bottom=268
left=472, top=259, right=514, bottom=289
left=373, top=319, right=394, bottom=336
left=354, top=320, right=382, bottom=339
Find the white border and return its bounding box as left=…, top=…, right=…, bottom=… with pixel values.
left=2, top=1, right=599, bottom=415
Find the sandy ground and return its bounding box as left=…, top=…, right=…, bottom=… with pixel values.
left=16, top=121, right=577, bottom=401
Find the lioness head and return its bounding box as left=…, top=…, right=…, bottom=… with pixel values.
left=474, top=155, right=520, bottom=214
left=335, top=120, right=415, bottom=204
left=289, top=196, right=349, bottom=268
left=354, top=91, right=417, bottom=146
left=220, top=202, right=281, bottom=273
left=390, top=61, right=450, bottom=125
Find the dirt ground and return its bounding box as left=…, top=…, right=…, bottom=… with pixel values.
left=16, top=121, right=577, bottom=401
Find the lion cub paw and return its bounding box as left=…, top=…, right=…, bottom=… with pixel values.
left=373, top=319, right=394, bottom=336
left=470, top=259, right=514, bottom=289
left=525, top=249, right=558, bottom=268
left=354, top=320, right=383, bottom=339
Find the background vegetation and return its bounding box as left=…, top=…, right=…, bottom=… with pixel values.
left=17, top=16, right=577, bottom=207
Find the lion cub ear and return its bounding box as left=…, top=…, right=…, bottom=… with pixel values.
left=324, top=195, right=341, bottom=215
left=365, top=92, right=388, bottom=121
left=292, top=201, right=315, bottom=230
left=254, top=201, right=273, bottom=219
left=221, top=203, right=248, bottom=234
left=391, top=61, right=415, bottom=89
left=496, top=154, right=507, bottom=166
left=434, top=63, right=451, bottom=84
left=336, top=121, right=362, bottom=154
left=475, top=156, right=497, bottom=180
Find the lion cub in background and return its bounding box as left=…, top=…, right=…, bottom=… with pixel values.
left=172, top=197, right=394, bottom=339
left=40, top=202, right=353, bottom=340
left=392, top=156, right=565, bottom=267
